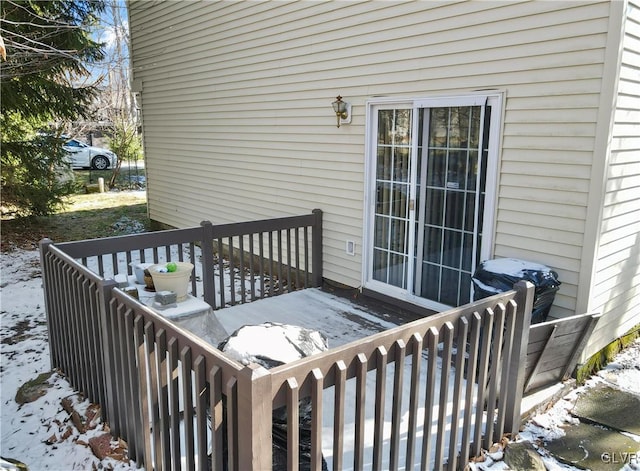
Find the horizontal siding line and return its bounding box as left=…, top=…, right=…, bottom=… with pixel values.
left=147, top=179, right=364, bottom=210
left=601, top=212, right=640, bottom=233
left=499, top=174, right=590, bottom=193
left=604, top=187, right=640, bottom=206
left=137, top=79, right=603, bottom=105
left=505, top=108, right=600, bottom=123
left=497, top=199, right=587, bottom=220
left=145, top=155, right=365, bottom=175
left=502, top=135, right=596, bottom=152
left=499, top=186, right=588, bottom=207
left=605, top=174, right=640, bottom=191
left=594, top=267, right=640, bottom=293
left=147, top=179, right=364, bottom=207
left=495, top=233, right=582, bottom=259
left=496, top=221, right=584, bottom=247
left=591, top=284, right=640, bottom=314
left=610, top=149, right=640, bottom=164
left=602, top=199, right=640, bottom=219
left=599, top=221, right=640, bottom=245
left=135, top=50, right=606, bottom=92
left=136, top=70, right=604, bottom=102
left=148, top=167, right=362, bottom=192
left=500, top=161, right=592, bottom=179
left=597, top=233, right=640, bottom=259
left=502, top=149, right=593, bottom=165
left=504, top=122, right=598, bottom=137
left=610, top=137, right=640, bottom=151
left=143, top=151, right=365, bottom=172
left=505, top=95, right=601, bottom=110
left=497, top=210, right=585, bottom=233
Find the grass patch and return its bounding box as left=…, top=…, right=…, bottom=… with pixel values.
left=1, top=191, right=148, bottom=252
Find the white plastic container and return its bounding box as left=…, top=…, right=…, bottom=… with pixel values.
left=130, top=262, right=154, bottom=284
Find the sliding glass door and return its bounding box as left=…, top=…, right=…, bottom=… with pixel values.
left=366, top=95, right=500, bottom=309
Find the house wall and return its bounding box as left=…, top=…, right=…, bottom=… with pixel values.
left=581, top=0, right=640, bottom=361
left=129, top=1, right=617, bottom=318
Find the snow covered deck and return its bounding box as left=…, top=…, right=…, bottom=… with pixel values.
left=214, top=288, right=400, bottom=349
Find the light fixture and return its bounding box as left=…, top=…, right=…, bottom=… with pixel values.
left=331, top=95, right=351, bottom=128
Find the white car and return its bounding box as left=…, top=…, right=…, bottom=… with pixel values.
left=63, top=138, right=118, bottom=170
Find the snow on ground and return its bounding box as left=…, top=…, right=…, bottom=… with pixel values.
left=1, top=249, right=136, bottom=469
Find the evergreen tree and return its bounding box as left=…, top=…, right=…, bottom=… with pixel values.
left=1, top=0, right=105, bottom=216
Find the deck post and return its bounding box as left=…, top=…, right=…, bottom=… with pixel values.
left=200, top=220, right=217, bottom=309
left=39, top=239, right=56, bottom=370
left=504, top=280, right=534, bottom=437
left=97, top=278, right=118, bottom=427
left=236, top=364, right=273, bottom=470
left=311, top=209, right=323, bottom=287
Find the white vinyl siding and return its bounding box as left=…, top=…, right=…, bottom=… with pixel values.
left=583, top=0, right=640, bottom=360
left=130, top=1, right=612, bottom=301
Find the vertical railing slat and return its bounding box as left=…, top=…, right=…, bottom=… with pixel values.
left=181, top=347, right=195, bottom=471
left=295, top=228, right=301, bottom=290
left=155, top=329, right=172, bottom=469
left=129, top=311, right=146, bottom=463
left=373, top=347, right=388, bottom=471
left=259, top=232, right=265, bottom=299
left=144, top=321, right=162, bottom=471
left=168, top=338, right=181, bottom=471
left=421, top=326, right=439, bottom=470
left=210, top=366, right=224, bottom=471
left=228, top=237, right=236, bottom=306
left=310, top=368, right=324, bottom=471
left=217, top=238, right=226, bottom=307
left=238, top=235, right=246, bottom=303
left=277, top=230, right=283, bottom=294
left=225, top=377, right=238, bottom=471
left=390, top=340, right=406, bottom=471
left=133, top=314, right=151, bottom=467
left=249, top=234, right=256, bottom=301
left=268, top=232, right=274, bottom=296
left=333, top=361, right=347, bottom=471
left=354, top=353, right=368, bottom=469
left=405, top=333, right=423, bottom=471
left=194, top=356, right=209, bottom=471
left=461, top=312, right=482, bottom=465
left=435, top=323, right=454, bottom=470
left=286, top=228, right=292, bottom=293
left=484, top=304, right=506, bottom=449
left=448, top=316, right=469, bottom=471
left=286, top=378, right=300, bottom=469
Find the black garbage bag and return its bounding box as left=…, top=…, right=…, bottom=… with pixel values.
left=217, top=322, right=329, bottom=471
left=472, top=258, right=561, bottom=324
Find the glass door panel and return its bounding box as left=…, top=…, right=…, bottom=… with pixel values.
left=415, top=105, right=489, bottom=306
left=372, top=109, right=412, bottom=289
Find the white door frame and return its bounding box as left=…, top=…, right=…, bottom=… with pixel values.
left=362, top=92, right=504, bottom=311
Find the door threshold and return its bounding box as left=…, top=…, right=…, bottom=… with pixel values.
left=361, top=288, right=438, bottom=320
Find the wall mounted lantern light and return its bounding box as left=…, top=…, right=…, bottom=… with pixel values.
left=331, top=95, right=351, bottom=128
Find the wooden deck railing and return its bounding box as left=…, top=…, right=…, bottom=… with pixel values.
left=39, top=209, right=535, bottom=470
